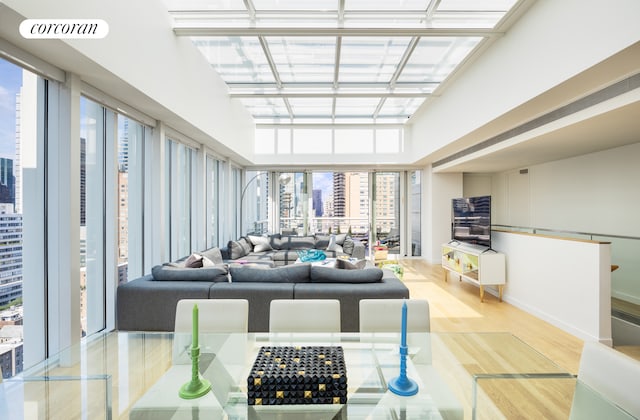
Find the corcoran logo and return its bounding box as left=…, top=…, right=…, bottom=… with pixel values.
left=19, top=19, right=109, bottom=39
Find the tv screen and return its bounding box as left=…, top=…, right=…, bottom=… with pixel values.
left=451, top=195, right=492, bottom=248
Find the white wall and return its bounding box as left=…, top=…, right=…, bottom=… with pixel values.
left=408, top=0, right=640, bottom=162
left=493, top=231, right=612, bottom=344
left=2, top=0, right=255, bottom=159
left=489, top=141, right=640, bottom=305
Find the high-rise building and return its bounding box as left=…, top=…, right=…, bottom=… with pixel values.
left=333, top=172, right=345, bottom=218
left=0, top=213, right=23, bottom=306
left=14, top=92, right=22, bottom=214
left=118, top=118, right=129, bottom=172
left=0, top=158, right=15, bottom=207
left=312, top=189, right=323, bottom=217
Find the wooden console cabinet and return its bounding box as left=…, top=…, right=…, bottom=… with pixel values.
left=441, top=242, right=505, bottom=302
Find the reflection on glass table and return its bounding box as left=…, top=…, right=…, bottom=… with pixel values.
left=0, top=331, right=578, bottom=419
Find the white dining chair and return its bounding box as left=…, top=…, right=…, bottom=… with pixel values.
left=269, top=299, right=341, bottom=333
left=174, top=299, right=249, bottom=333
left=360, top=299, right=463, bottom=420
left=569, top=341, right=640, bottom=419
left=359, top=298, right=430, bottom=333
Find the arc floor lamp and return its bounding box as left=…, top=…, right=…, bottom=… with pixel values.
left=240, top=172, right=292, bottom=235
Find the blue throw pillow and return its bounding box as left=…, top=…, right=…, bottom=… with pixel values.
left=298, top=249, right=326, bottom=262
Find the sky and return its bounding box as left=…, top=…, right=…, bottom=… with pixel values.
left=0, top=58, right=21, bottom=160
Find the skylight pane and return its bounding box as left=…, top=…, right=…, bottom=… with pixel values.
left=339, top=37, right=410, bottom=83
left=239, top=97, right=289, bottom=117
left=345, top=0, right=430, bottom=11
left=334, top=98, right=378, bottom=117
left=438, top=0, right=517, bottom=12
left=396, top=37, right=480, bottom=83
left=253, top=0, right=337, bottom=11
left=193, top=37, right=275, bottom=83
left=165, top=0, right=247, bottom=11
left=378, top=97, right=422, bottom=118
left=268, top=37, right=336, bottom=83
left=288, top=98, right=333, bottom=117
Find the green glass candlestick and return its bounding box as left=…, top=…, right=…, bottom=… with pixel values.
left=179, top=304, right=211, bottom=399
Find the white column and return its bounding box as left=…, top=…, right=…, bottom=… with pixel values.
left=47, top=72, right=81, bottom=356
left=104, top=110, right=118, bottom=331
left=145, top=121, right=167, bottom=270
left=21, top=72, right=45, bottom=368
left=422, top=166, right=463, bottom=264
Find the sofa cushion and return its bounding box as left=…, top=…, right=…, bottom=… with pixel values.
left=228, top=238, right=251, bottom=259
left=277, top=236, right=316, bottom=250
left=230, top=263, right=311, bottom=283
left=314, top=235, right=330, bottom=249
left=151, top=264, right=229, bottom=282
left=248, top=235, right=273, bottom=252
left=310, top=266, right=383, bottom=283
left=199, top=247, right=224, bottom=264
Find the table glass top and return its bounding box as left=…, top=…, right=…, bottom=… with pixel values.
left=0, top=332, right=573, bottom=419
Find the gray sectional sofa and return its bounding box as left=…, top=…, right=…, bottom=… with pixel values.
left=222, top=233, right=366, bottom=265
left=116, top=241, right=408, bottom=332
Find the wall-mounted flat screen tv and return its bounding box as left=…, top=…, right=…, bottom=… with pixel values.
left=451, top=195, right=492, bottom=248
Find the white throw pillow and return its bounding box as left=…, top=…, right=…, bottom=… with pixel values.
left=248, top=235, right=273, bottom=252
left=326, top=234, right=338, bottom=251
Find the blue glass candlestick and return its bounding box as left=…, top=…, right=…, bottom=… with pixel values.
left=388, top=301, right=419, bottom=396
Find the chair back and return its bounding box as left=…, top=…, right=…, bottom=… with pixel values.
left=359, top=299, right=430, bottom=333
left=174, top=299, right=249, bottom=333
left=269, top=299, right=341, bottom=333
left=570, top=341, right=640, bottom=419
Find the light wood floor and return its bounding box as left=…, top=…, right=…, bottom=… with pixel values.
left=399, top=258, right=585, bottom=373
left=401, top=257, right=640, bottom=364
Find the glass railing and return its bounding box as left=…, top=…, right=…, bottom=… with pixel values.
left=493, top=225, right=640, bottom=328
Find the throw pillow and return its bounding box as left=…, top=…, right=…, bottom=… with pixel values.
left=184, top=253, right=204, bottom=268
left=335, top=233, right=347, bottom=245
left=248, top=235, right=273, bottom=252
left=228, top=240, right=248, bottom=259
left=199, top=247, right=223, bottom=264
left=239, top=237, right=253, bottom=255
left=342, top=238, right=355, bottom=255
left=336, top=258, right=367, bottom=270
left=201, top=255, right=216, bottom=267
left=326, top=234, right=338, bottom=251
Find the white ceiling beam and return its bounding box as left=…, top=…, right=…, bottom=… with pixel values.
left=174, top=27, right=501, bottom=37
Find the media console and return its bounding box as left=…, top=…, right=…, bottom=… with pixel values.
left=441, top=242, right=505, bottom=302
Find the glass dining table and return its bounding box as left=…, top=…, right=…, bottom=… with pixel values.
left=0, top=331, right=579, bottom=420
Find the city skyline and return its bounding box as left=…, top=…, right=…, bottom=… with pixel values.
left=0, top=60, right=21, bottom=160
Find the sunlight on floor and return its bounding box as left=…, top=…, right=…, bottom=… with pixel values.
left=405, top=282, right=483, bottom=319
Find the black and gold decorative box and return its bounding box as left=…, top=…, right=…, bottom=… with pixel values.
left=247, top=346, right=347, bottom=405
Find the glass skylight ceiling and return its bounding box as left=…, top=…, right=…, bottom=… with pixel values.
left=167, top=0, right=522, bottom=124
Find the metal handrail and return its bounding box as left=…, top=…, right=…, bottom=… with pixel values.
left=492, top=224, right=640, bottom=241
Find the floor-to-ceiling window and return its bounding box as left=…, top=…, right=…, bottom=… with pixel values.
left=242, top=170, right=269, bottom=235
left=0, top=58, right=42, bottom=378
left=206, top=155, right=221, bottom=247
left=116, top=116, right=146, bottom=282
left=80, top=96, right=109, bottom=337
left=410, top=170, right=422, bottom=256
left=166, top=139, right=194, bottom=260
left=374, top=172, right=400, bottom=255
left=308, top=172, right=369, bottom=240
